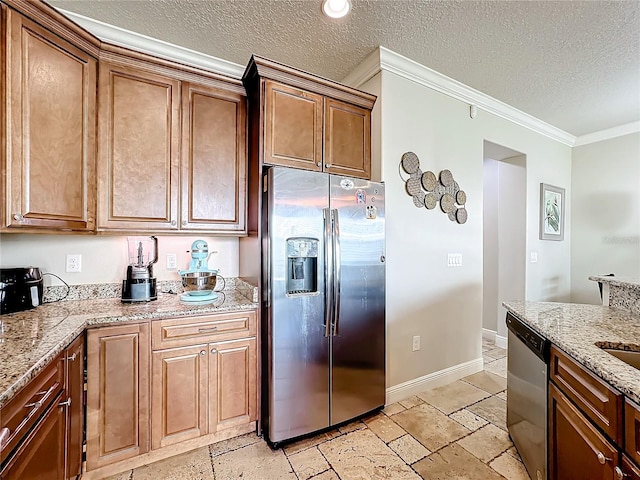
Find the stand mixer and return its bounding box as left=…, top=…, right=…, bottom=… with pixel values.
left=178, top=240, right=225, bottom=304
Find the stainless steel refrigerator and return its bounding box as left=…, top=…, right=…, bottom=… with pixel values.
left=262, top=166, right=386, bottom=446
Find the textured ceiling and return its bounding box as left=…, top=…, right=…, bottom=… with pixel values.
left=50, top=0, right=640, bottom=137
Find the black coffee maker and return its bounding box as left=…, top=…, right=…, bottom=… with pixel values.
left=122, top=236, right=158, bottom=303
left=0, top=267, right=44, bottom=314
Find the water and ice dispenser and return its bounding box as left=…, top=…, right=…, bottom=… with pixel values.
left=286, top=238, right=318, bottom=295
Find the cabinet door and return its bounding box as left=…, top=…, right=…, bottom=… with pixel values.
left=97, top=61, right=180, bottom=231
left=64, top=334, right=84, bottom=480
left=86, top=323, right=150, bottom=470
left=1, top=396, right=66, bottom=480
left=151, top=344, right=208, bottom=449
left=549, top=382, right=618, bottom=480
left=209, top=338, right=257, bottom=432
left=324, top=98, right=371, bottom=179
left=3, top=9, right=96, bottom=231
left=264, top=80, right=322, bottom=171
left=627, top=399, right=640, bottom=465
left=181, top=82, right=247, bottom=232
left=621, top=454, right=640, bottom=480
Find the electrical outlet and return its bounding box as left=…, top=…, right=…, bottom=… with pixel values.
left=412, top=335, right=421, bottom=352
left=447, top=253, right=463, bottom=267
left=166, top=253, right=177, bottom=270
left=530, top=252, right=538, bottom=263
left=66, top=254, right=82, bottom=273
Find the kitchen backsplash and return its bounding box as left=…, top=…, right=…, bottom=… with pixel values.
left=43, top=277, right=258, bottom=303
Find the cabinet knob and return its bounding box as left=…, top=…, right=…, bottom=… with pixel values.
left=596, top=452, right=611, bottom=465
left=615, top=466, right=629, bottom=479
left=316, top=162, right=322, bottom=167
left=325, top=163, right=332, bottom=168
left=200, top=350, right=206, bottom=356
left=171, top=220, right=177, bottom=226
left=13, top=213, right=23, bottom=221
left=182, top=220, right=187, bottom=226
left=59, top=398, right=72, bottom=408
left=211, top=349, right=217, bottom=355
left=67, top=353, right=77, bottom=362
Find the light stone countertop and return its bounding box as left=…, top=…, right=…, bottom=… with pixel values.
left=588, top=275, right=640, bottom=289
left=0, top=289, right=258, bottom=409
left=503, top=301, right=640, bottom=404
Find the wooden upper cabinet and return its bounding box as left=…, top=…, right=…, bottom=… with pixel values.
left=243, top=56, right=376, bottom=181
left=2, top=7, right=96, bottom=231
left=97, top=61, right=180, bottom=231
left=181, top=82, right=246, bottom=232
left=264, top=80, right=323, bottom=171
left=324, top=98, right=371, bottom=179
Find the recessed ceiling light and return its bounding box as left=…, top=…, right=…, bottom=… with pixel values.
left=322, top=0, right=351, bottom=19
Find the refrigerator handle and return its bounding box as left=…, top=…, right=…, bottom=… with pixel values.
left=323, top=208, right=333, bottom=338
left=332, top=208, right=341, bottom=336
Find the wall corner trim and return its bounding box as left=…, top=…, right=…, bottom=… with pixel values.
left=344, top=46, right=576, bottom=147
left=56, top=8, right=246, bottom=79
left=573, top=121, right=640, bottom=147
left=385, top=357, right=484, bottom=405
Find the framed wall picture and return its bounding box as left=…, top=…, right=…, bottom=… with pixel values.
left=540, top=183, right=565, bottom=241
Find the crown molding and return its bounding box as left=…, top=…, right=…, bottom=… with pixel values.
left=343, top=47, right=576, bottom=147
left=56, top=9, right=245, bottom=79
left=573, top=121, right=640, bottom=147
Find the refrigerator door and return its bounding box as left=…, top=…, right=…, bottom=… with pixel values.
left=329, top=176, right=386, bottom=426
left=265, top=167, right=331, bottom=443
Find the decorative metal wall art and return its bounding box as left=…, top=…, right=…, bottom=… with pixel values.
left=400, top=151, right=468, bottom=224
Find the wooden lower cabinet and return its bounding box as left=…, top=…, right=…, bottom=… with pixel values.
left=86, top=323, right=150, bottom=470
left=549, top=382, right=618, bottom=480
left=151, top=344, right=209, bottom=449
left=211, top=338, right=257, bottom=430
left=64, top=334, right=84, bottom=480
left=622, top=454, right=640, bottom=479
left=151, top=337, right=257, bottom=449
left=1, top=394, right=67, bottom=480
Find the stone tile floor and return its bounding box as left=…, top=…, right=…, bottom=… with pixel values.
left=107, top=337, right=529, bottom=480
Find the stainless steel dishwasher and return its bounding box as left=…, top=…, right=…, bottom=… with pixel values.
left=506, top=312, right=550, bottom=480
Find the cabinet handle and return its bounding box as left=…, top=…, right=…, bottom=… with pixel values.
left=211, top=349, right=217, bottom=355
left=13, top=213, right=23, bottom=221
left=198, top=327, right=218, bottom=333
left=59, top=398, right=71, bottom=408
left=200, top=350, right=206, bottom=356
left=596, top=452, right=611, bottom=465
left=0, top=427, right=10, bottom=451
left=67, top=353, right=77, bottom=362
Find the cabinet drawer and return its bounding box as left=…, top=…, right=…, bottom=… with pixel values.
left=152, top=310, right=256, bottom=350
left=627, top=398, right=640, bottom=465
left=550, top=346, right=623, bottom=444
left=0, top=351, right=65, bottom=468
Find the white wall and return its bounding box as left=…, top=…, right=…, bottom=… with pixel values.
left=571, top=132, right=640, bottom=303
left=361, top=68, right=571, bottom=390
left=482, top=158, right=500, bottom=333
left=0, top=234, right=239, bottom=286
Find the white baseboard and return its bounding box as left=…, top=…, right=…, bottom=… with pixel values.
left=385, top=357, right=484, bottom=405
left=482, top=328, right=507, bottom=349
left=482, top=328, right=496, bottom=342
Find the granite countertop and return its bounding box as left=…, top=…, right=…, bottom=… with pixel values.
left=0, top=289, right=258, bottom=409
left=589, top=275, right=640, bottom=289
left=503, top=301, right=640, bottom=404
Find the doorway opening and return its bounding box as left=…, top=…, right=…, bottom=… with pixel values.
left=483, top=141, right=527, bottom=349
